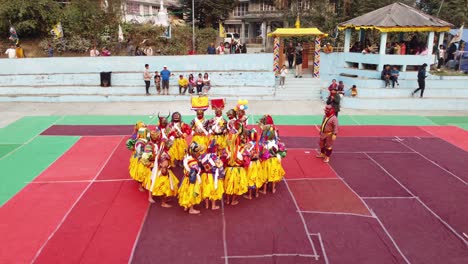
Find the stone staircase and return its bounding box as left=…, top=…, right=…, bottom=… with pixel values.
left=275, top=73, right=323, bottom=101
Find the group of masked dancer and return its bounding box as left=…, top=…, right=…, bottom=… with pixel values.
left=127, top=99, right=287, bottom=214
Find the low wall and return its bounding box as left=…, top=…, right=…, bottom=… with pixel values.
left=0, top=54, right=275, bottom=88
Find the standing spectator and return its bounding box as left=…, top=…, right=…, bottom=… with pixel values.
left=390, top=66, right=400, bottom=88
left=323, top=42, right=333, bottom=53
left=196, top=73, right=204, bottom=94
left=437, top=44, right=446, bottom=71
left=203, top=73, right=211, bottom=94
left=400, top=41, right=407, bottom=55
left=279, top=65, right=288, bottom=88
left=337, top=81, right=345, bottom=96
left=393, top=42, right=401, bottom=55
left=178, top=75, right=189, bottom=95
left=216, top=42, right=225, bottom=54
left=326, top=88, right=341, bottom=117
left=207, top=43, right=216, bottom=54
left=381, top=65, right=391, bottom=88
left=126, top=40, right=135, bottom=56
left=412, top=63, right=428, bottom=98
left=5, top=44, right=16, bottom=59
left=295, top=43, right=303, bottom=78
left=241, top=43, right=247, bottom=53
left=160, top=65, right=172, bottom=95
left=154, top=71, right=161, bottom=95
left=47, top=44, right=54, bottom=57
left=15, top=44, right=25, bottom=58
left=90, top=45, right=100, bottom=57
left=286, top=41, right=295, bottom=69
left=101, top=47, right=111, bottom=56
left=143, top=64, right=152, bottom=96
left=188, top=74, right=196, bottom=93
left=230, top=39, right=237, bottom=54
left=328, top=79, right=338, bottom=91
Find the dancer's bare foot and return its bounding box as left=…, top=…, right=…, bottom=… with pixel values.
left=255, top=191, right=259, bottom=198
left=184, top=207, right=188, bottom=211
left=272, top=188, right=277, bottom=194
left=205, top=200, right=209, bottom=209
left=189, top=208, right=200, bottom=214
left=211, top=205, right=220, bottom=210
left=138, top=185, right=145, bottom=192
left=231, top=200, right=239, bottom=205
left=243, top=194, right=252, bottom=200
left=149, top=197, right=156, bottom=203
left=161, top=202, right=172, bottom=208
left=259, top=190, right=267, bottom=195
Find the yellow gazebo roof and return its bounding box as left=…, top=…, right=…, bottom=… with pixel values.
left=267, top=28, right=328, bottom=37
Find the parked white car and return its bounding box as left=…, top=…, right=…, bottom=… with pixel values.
left=224, top=32, right=240, bottom=46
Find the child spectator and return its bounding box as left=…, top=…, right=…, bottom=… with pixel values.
left=101, top=47, right=111, bottom=56
left=390, top=66, right=400, bottom=88
left=350, top=85, right=358, bottom=97
left=279, top=65, right=288, bottom=88
left=337, top=81, right=345, bottom=96
left=90, top=45, right=100, bottom=57
left=154, top=71, right=161, bottom=94
left=196, top=73, right=204, bottom=94
left=188, top=74, right=196, bottom=93
left=437, top=44, right=446, bottom=71
left=381, top=65, right=391, bottom=88
left=203, top=73, right=211, bottom=94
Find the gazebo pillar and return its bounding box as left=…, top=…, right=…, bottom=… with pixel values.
left=427, top=31, right=435, bottom=54
left=438, top=32, right=444, bottom=48
left=344, top=29, right=351, bottom=52
left=379, top=32, right=387, bottom=54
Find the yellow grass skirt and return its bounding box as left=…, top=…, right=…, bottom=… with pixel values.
left=210, top=134, right=227, bottom=150
left=128, top=154, right=140, bottom=181
left=192, top=135, right=209, bottom=149
left=224, top=167, right=248, bottom=195
left=201, top=173, right=224, bottom=201
left=248, top=160, right=266, bottom=188
left=264, top=157, right=285, bottom=182
left=132, top=161, right=147, bottom=183
left=178, top=177, right=202, bottom=209
left=151, top=170, right=179, bottom=197
left=169, top=137, right=187, bottom=161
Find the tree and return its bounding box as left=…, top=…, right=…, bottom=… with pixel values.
left=418, top=0, right=468, bottom=27
left=0, top=0, right=61, bottom=38
left=181, top=0, right=238, bottom=28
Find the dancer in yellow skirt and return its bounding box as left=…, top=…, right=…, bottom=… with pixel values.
left=178, top=142, right=204, bottom=214
left=208, top=99, right=227, bottom=150
left=127, top=122, right=146, bottom=182
left=225, top=124, right=249, bottom=205
left=168, top=112, right=191, bottom=167
left=129, top=127, right=150, bottom=192
left=244, top=128, right=265, bottom=199
left=258, top=115, right=287, bottom=194
left=190, top=109, right=210, bottom=149
left=150, top=142, right=179, bottom=207
left=200, top=140, right=226, bottom=210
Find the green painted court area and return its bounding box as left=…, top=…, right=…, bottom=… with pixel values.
left=0, top=144, right=21, bottom=158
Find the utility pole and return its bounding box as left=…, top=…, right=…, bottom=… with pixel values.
left=192, top=0, right=195, bottom=52
left=436, top=0, right=444, bottom=17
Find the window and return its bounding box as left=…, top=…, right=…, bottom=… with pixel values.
left=261, top=1, right=275, bottom=11
left=233, top=3, right=248, bottom=17
left=152, top=6, right=158, bottom=14
left=144, top=5, right=150, bottom=15
left=126, top=2, right=140, bottom=15
left=299, top=0, right=311, bottom=10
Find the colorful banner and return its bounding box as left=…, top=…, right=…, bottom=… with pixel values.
left=273, top=37, right=280, bottom=74
left=51, top=22, right=63, bottom=39
left=313, top=37, right=321, bottom=78
left=9, top=26, right=18, bottom=44
left=219, top=22, right=225, bottom=37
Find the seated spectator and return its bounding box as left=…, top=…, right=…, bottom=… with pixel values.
left=178, top=75, right=189, bottom=95
left=101, top=47, right=111, bottom=56
left=5, top=44, right=17, bottom=59
left=328, top=79, right=338, bottom=91
left=188, top=74, right=196, bottom=94
left=350, top=85, right=358, bottom=97
left=390, top=66, right=399, bottom=88
left=362, top=44, right=377, bottom=54
left=350, top=42, right=360, bottom=52
left=393, top=42, right=401, bottom=55
left=15, top=44, right=25, bottom=58
left=216, top=42, right=225, bottom=54
left=90, top=45, right=100, bottom=57
left=323, top=42, right=333, bottom=53
left=337, top=81, right=345, bottom=96
left=203, top=73, right=211, bottom=94
left=381, top=65, right=391, bottom=88
left=135, top=46, right=145, bottom=56
left=400, top=42, right=407, bottom=55
left=196, top=73, right=204, bottom=94
left=326, top=88, right=341, bottom=117
left=207, top=43, right=216, bottom=54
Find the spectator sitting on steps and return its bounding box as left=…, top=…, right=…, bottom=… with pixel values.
left=381, top=65, right=391, bottom=88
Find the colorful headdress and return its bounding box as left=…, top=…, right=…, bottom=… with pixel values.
left=158, top=112, right=170, bottom=126
left=191, top=96, right=209, bottom=111
left=234, top=99, right=248, bottom=111
left=137, top=127, right=149, bottom=139
left=189, top=142, right=205, bottom=156
left=171, top=112, right=182, bottom=122
left=248, top=128, right=258, bottom=142
left=210, top=98, right=225, bottom=110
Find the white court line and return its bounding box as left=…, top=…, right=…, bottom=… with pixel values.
left=365, top=153, right=468, bottom=246
left=285, top=178, right=343, bottom=181
left=334, top=151, right=415, bottom=154
left=370, top=210, right=412, bottom=264
left=221, top=197, right=229, bottom=264
left=0, top=116, right=65, bottom=161
left=282, top=178, right=319, bottom=260
left=362, top=197, right=417, bottom=199
left=348, top=115, right=361, bottom=125
left=222, top=253, right=319, bottom=259
left=395, top=137, right=468, bottom=186
left=300, top=210, right=375, bottom=219
left=31, top=136, right=123, bottom=264
left=127, top=204, right=151, bottom=264
left=26, top=179, right=133, bottom=184
left=317, top=233, right=330, bottom=264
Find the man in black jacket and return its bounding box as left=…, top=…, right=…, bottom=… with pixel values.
left=412, top=63, right=428, bottom=98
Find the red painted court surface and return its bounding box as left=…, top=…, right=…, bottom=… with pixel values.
left=1, top=125, right=468, bottom=264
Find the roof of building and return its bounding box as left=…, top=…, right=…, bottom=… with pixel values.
left=338, top=2, right=453, bottom=32
left=267, top=28, right=327, bottom=37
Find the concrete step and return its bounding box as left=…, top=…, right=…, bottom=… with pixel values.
left=341, top=87, right=468, bottom=98
left=341, top=97, right=468, bottom=111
